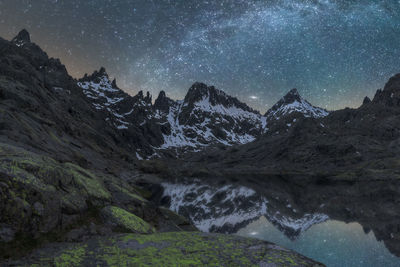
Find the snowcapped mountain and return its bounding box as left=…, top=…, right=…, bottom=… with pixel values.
left=78, top=67, right=131, bottom=129
left=265, top=88, right=329, bottom=120
left=77, top=70, right=328, bottom=153
left=157, top=82, right=267, bottom=149
left=77, top=68, right=158, bottom=130
left=77, top=75, right=268, bottom=151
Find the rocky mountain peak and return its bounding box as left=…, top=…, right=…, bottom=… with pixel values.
left=133, top=90, right=152, bottom=105
left=184, top=82, right=212, bottom=103
left=111, top=78, right=117, bottom=88
left=78, top=67, right=119, bottom=92
left=185, top=82, right=222, bottom=101
left=363, top=96, right=371, bottom=105
left=265, top=88, right=328, bottom=119
left=283, top=88, right=301, bottom=102
left=184, top=82, right=257, bottom=114
left=372, top=73, right=400, bottom=106
left=98, top=66, right=107, bottom=75
left=11, top=29, right=31, bottom=46
left=383, top=73, right=400, bottom=92
left=92, top=67, right=109, bottom=79
left=154, top=91, right=175, bottom=112
left=157, top=90, right=167, bottom=100
left=145, top=91, right=152, bottom=104
left=80, top=67, right=110, bottom=83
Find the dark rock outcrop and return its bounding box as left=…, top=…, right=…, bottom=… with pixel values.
left=363, top=96, right=371, bottom=105
left=11, top=29, right=31, bottom=45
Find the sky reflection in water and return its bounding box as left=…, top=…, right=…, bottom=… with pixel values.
left=237, top=216, right=400, bottom=267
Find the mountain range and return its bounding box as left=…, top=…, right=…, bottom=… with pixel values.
left=75, top=62, right=330, bottom=158
left=2, top=31, right=333, bottom=161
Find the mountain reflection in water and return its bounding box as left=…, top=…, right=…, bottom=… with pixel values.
left=237, top=217, right=400, bottom=267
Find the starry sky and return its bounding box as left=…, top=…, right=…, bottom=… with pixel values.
left=1, top=0, right=400, bottom=112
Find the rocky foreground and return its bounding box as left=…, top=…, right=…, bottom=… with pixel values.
left=8, top=232, right=322, bottom=266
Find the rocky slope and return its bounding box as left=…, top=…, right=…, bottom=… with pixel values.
left=0, top=29, right=324, bottom=266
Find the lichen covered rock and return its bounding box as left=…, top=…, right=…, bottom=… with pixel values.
left=101, top=206, right=155, bottom=234
left=0, top=143, right=111, bottom=241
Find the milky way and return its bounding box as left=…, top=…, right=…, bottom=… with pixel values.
left=1, top=0, right=400, bottom=112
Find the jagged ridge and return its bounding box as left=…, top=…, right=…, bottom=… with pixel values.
left=77, top=74, right=327, bottom=152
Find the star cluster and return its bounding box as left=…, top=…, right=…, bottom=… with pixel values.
left=1, top=0, right=400, bottom=112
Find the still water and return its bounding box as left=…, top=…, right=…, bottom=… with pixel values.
left=237, top=216, right=400, bottom=267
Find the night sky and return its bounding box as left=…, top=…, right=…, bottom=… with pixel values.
left=1, top=0, right=400, bottom=112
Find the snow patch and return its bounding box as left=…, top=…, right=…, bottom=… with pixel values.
left=136, top=152, right=143, bottom=160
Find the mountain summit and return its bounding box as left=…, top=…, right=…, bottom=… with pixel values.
left=11, top=29, right=31, bottom=46
left=183, top=82, right=258, bottom=114
left=372, top=73, right=400, bottom=107
left=162, top=82, right=267, bottom=149
left=265, top=88, right=329, bottom=120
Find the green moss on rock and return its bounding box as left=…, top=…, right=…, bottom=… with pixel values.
left=64, top=163, right=111, bottom=201
left=101, top=206, right=155, bottom=234
left=0, top=143, right=114, bottom=253
left=54, top=245, right=87, bottom=267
